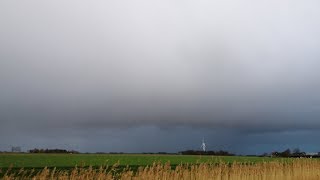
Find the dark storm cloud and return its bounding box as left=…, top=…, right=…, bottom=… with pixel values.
left=1, top=0, right=320, bottom=153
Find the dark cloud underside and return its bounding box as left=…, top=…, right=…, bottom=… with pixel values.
left=1, top=0, right=320, bottom=153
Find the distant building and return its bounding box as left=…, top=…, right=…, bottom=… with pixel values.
left=11, top=146, right=21, bottom=153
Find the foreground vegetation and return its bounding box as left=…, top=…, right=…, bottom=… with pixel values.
left=2, top=159, right=320, bottom=179
left=0, top=153, right=285, bottom=178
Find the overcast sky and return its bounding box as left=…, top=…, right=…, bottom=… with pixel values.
left=1, top=0, right=320, bottom=154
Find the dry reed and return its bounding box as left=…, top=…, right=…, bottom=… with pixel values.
left=2, top=159, right=320, bottom=180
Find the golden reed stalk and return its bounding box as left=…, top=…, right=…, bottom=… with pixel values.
left=2, top=159, right=320, bottom=180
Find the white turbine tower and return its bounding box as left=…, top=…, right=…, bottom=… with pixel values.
left=200, top=138, right=206, bottom=152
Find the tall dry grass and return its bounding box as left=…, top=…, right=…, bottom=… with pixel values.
left=2, top=159, right=320, bottom=180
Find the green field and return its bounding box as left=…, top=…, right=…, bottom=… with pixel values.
left=1, top=154, right=318, bottom=179
left=0, top=153, right=281, bottom=169
left=0, top=154, right=295, bottom=178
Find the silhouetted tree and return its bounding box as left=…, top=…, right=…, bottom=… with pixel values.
left=280, top=149, right=291, bottom=157
left=29, top=148, right=79, bottom=154
left=292, top=148, right=306, bottom=157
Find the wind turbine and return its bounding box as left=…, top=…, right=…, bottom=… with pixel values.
left=200, top=138, right=206, bottom=152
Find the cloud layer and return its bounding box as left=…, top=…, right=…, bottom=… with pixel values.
left=1, top=0, right=320, bottom=152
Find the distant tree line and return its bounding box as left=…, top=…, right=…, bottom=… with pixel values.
left=270, top=148, right=320, bottom=158
left=179, top=150, right=235, bottom=156
left=95, top=152, right=177, bottom=155
left=29, top=148, right=79, bottom=154
left=20, top=147, right=320, bottom=157
left=141, top=152, right=177, bottom=155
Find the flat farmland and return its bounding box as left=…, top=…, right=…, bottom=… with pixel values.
left=3, top=154, right=320, bottom=179
left=0, top=153, right=276, bottom=168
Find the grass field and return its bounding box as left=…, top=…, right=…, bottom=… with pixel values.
left=0, top=153, right=277, bottom=168
left=1, top=154, right=320, bottom=179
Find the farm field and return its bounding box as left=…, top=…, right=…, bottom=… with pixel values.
left=0, top=153, right=276, bottom=168
left=1, top=154, right=320, bottom=179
